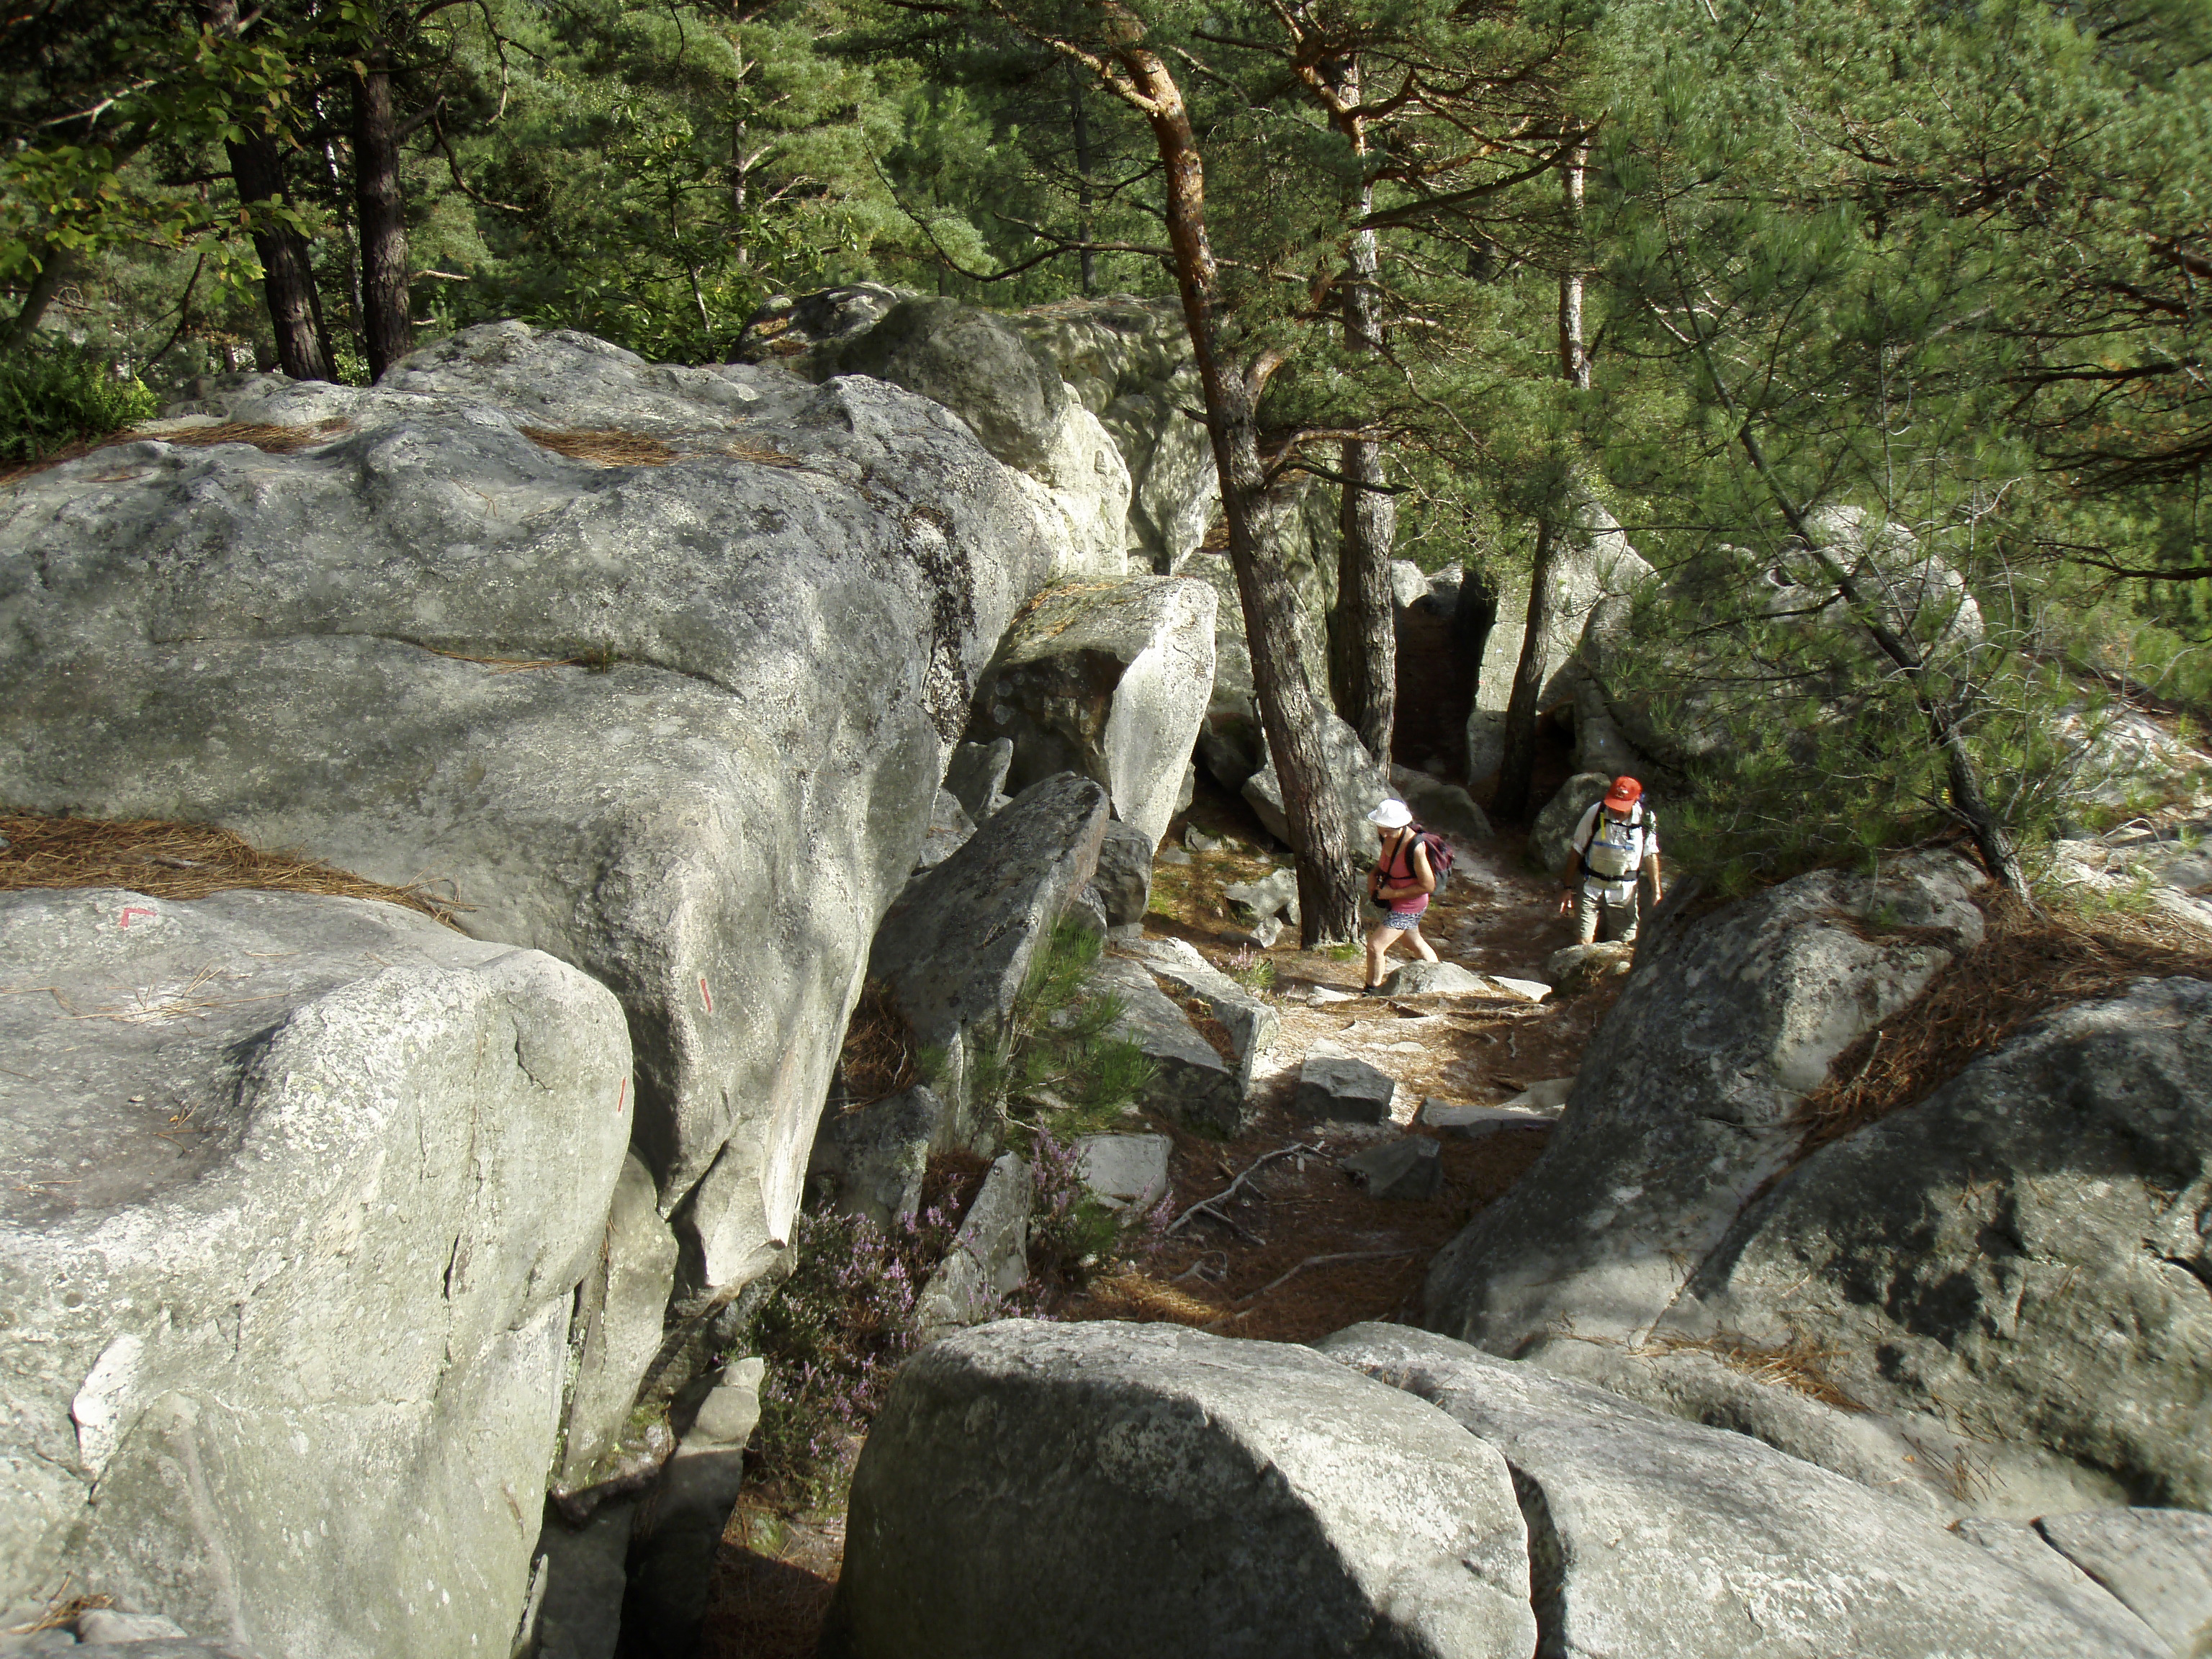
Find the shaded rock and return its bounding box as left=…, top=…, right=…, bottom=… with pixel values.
left=1389, top=559, right=1431, bottom=609
left=1117, top=935, right=1280, bottom=1071
left=915, top=789, right=976, bottom=871
left=621, top=1377, right=761, bottom=1659
left=1529, top=773, right=1614, bottom=876
left=1465, top=710, right=1507, bottom=786
left=1087, top=958, right=1247, bottom=1136
left=1090, top=819, right=1154, bottom=926
left=2036, top=1508, right=2212, bottom=1655
left=527, top=1498, right=635, bottom=1659
left=733, top=282, right=911, bottom=361
left=1321, top=1324, right=2168, bottom=1659
left=1222, top=866, right=1299, bottom=926
left=1156, top=842, right=1191, bottom=867
left=1471, top=500, right=1653, bottom=719
left=1242, top=708, right=1392, bottom=850
left=0, top=888, right=630, bottom=1655
left=1294, top=1042, right=1398, bottom=1123
left=1184, top=825, right=1221, bottom=853
left=1073, top=1133, right=1171, bottom=1212
left=915, top=1154, right=1033, bottom=1339
left=1064, top=881, right=1111, bottom=940
left=1380, top=961, right=1487, bottom=997
left=688, top=1357, right=765, bottom=1448
left=871, top=774, right=1112, bottom=1144
left=1, top=320, right=1120, bottom=1305
left=1390, top=766, right=1493, bottom=845
left=1542, top=941, right=1633, bottom=996
left=943, top=738, right=1014, bottom=822
left=1342, top=1136, right=1443, bottom=1200
left=968, top=577, right=1217, bottom=848
left=1498, top=1079, right=1574, bottom=1114
left=807, top=1087, right=938, bottom=1229
left=1426, top=852, right=1984, bottom=1357
left=557, top=1154, right=682, bottom=1490
left=1649, top=976, right=2212, bottom=1513
left=823, top=1320, right=1535, bottom=1659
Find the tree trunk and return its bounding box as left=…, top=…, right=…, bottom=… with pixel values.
left=1494, top=516, right=1562, bottom=819
left=1117, top=41, right=1363, bottom=944
left=1558, top=146, right=1590, bottom=390
left=353, top=60, right=413, bottom=381
left=198, top=0, right=332, bottom=380
left=229, top=129, right=336, bottom=381
left=1452, top=562, right=1498, bottom=675
left=1323, top=60, right=1396, bottom=764
left=3, top=247, right=75, bottom=354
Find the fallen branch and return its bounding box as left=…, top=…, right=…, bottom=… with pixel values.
left=1165, top=1141, right=1324, bottom=1236
left=1204, top=1249, right=1417, bottom=1327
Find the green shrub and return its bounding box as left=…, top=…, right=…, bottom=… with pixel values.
left=0, top=343, right=158, bottom=462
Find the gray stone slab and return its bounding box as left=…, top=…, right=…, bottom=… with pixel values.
left=1320, top=1325, right=2170, bottom=1659
left=1341, top=1136, right=1443, bottom=1200
left=1117, top=935, right=1280, bottom=1069
left=1087, top=957, right=1248, bottom=1136
left=1293, top=1041, right=1398, bottom=1124
left=1223, top=867, right=1299, bottom=925
left=1423, top=1100, right=1556, bottom=1139
left=2037, top=1508, right=2212, bottom=1655
left=0, top=888, right=631, bottom=1656
left=1090, top=819, right=1154, bottom=926
left=1380, top=960, right=1487, bottom=997
left=943, top=738, right=1015, bottom=822
left=1073, top=1133, right=1171, bottom=1212
left=557, top=1154, right=681, bottom=1489
left=915, top=1154, right=1033, bottom=1339
left=823, top=1321, right=1534, bottom=1659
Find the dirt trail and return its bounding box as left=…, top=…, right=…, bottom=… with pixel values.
left=699, top=775, right=1621, bottom=1655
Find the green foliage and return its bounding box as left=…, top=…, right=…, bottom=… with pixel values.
left=981, top=921, right=1158, bottom=1141
left=0, top=343, right=157, bottom=461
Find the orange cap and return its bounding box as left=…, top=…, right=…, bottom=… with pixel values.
left=1604, top=776, right=1642, bottom=810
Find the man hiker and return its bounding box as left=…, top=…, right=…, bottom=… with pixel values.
left=1364, top=799, right=1439, bottom=992
left=1557, top=776, right=1662, bottom=945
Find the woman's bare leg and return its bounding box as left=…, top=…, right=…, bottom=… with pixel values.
left=1364, top=922, right=1401, bottom=987
left=1405, top=921, right=1440, bottom=964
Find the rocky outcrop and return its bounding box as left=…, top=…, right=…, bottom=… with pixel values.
left=1115, top=935, right=1279, bottom=1079
left=1087, top=956, right=1249, bottom=1136
left=824, top=1320, right=1537, bottom=1659
left=0, top=320, right=1120, bottom=1306
left=869, top=774, right=1112, bottom=1145
left=1529, top=773, right=1614, bottom=876
left=1426, top=853, right=1984, bottom=1354
left=1243, top=706, right=1393, bottom=850
left=966, top=577, right=1215, bottom=849
left=1426, top=848, right=2212, bottom=1519
left=557, top=1155, right=681, bottom=1491
left=1321, top=1326, right=2169, bottom=1659
left=913, top=1155, right=1033, bottom=1339
left=0, top=887, right=630, bottom=1654
left=1469, top=500, right=1652, bottom=720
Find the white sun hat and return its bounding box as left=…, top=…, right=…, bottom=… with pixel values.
left=1367, top=799, right=1413, bottom=828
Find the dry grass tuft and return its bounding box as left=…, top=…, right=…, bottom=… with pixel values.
left=1076, top=1270, right=1225, bottom=1326
left=8, top=1591, right=113, bottom=1635
left=835, top=978, right=919, bottom=1109
left=724, top=437, right=808, bottom=469
left=521, top=426, right=676, bottom=467
left=1797, top=890, right=2207, bottom=1152
left=1648, top=1331, right=1861, bottom=1411
left=0, top=812, right=467, bottom=927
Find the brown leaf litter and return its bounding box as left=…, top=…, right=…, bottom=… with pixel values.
left=0, top=418, right=354, bottom=487
left=0, top=812, right=467, bottom=927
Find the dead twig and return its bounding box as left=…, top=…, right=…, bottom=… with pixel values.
left=1204, top=1250, right=1417, bottom=1327
left=1165, top=1141, right=1324, bottom=1237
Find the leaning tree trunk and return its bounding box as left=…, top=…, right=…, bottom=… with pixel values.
left=1323, top=61, right=1396, bottom=764
left=1493, top=516, right=1563, bottom=821
left=1118, top=40, right=1364, bottom=943
left=2, top=246, right=75, bottom=354
left=353, top=58, right=413, bottom=381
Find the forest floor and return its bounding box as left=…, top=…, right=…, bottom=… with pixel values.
left=697, top=753, right=1622, bottom=1657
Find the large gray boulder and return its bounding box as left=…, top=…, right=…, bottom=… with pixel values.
left=1086, top=956, right=1249, bottom=1136
left=0, top=887, right=631, bottom=1655
left=869, top=774, right=1112, bottom=1145
left=1647, top=976, right=2212, bottom=1514
left=0, top=320, right=1118, bottom=1298
left=2034, top=1508, right=2212, bottom=1655
left=806, top=1086, right=939, bottom=1229
left=1426, top=853, right=1984, bottom=1357
left=1390, top=765, right=1493, bottom=845
left=1529, top=773, right=1614, bottom=876
left=1243, top=706, right=1393, bottom=850
left=1321, top=1325, right=2167, bottom=1659
left=967, top=577, right=1216, bottom=850
left=1009, top=296, right=1219, bottom=571
left=823, top=1320, right=1537, bottom=1659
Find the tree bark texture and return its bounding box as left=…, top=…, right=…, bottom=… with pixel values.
left=1493, top=516, right=1561, bottom=819
left=1323, top=60, right=1397, bottom=764
left=1558, top=147, right=1591, bottom=390
left=228, top=129, right=336, bottom=382
left=1115, top=40, right=1363, bottom=943
left=1068, top=60, right=1097, bottom=296
left=353, top=62, right=413, bottom=381
left=3, top=247, right=76, bottom=354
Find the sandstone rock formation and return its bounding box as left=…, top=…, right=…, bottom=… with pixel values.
left=0, top=320, right=1119, bottom=1305
left=965, top=577, right=1215, bottom=849
left=824, top=1320, right=1537, bottom=1659
left=0, top=888, right=629, bottom=1655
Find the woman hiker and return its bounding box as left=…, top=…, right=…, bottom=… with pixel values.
left=1363, top=799, right=1439, bottom=994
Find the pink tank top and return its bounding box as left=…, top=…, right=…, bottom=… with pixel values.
left=1377, top=833, right=1431, bottom=916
